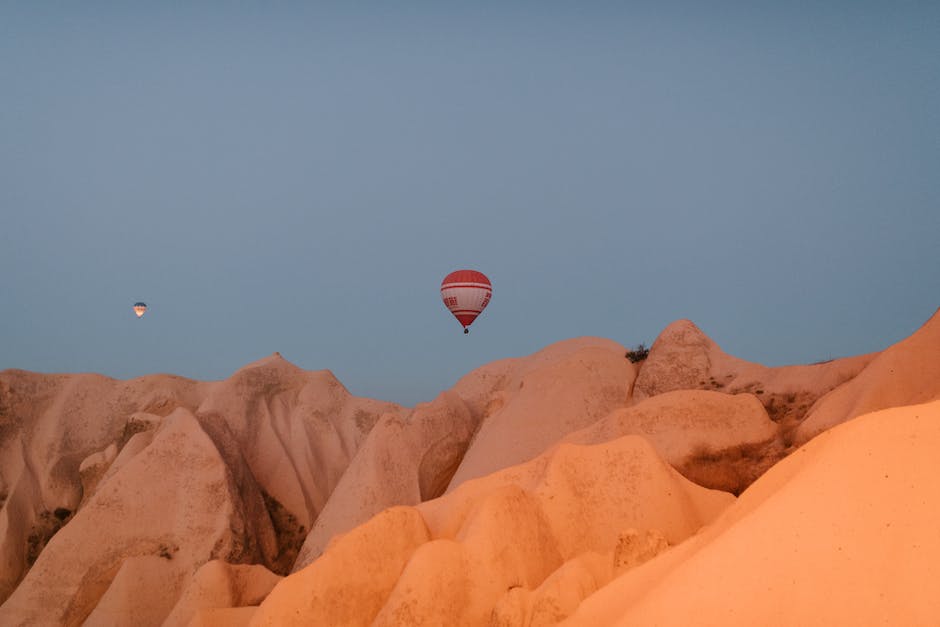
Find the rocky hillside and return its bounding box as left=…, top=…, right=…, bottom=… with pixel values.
left=0, top=310, right=937, bottom=625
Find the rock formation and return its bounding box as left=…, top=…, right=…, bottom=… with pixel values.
left=0, top=409, right=274, bottom=625
left=793, top=308, right=940, bottom=444
left=0, top=310, right=937, bottom=625
left=446, top=337, right=636, bottom=490
left=633, top=318, right=874, bottom=432
left=253, top=435, right=733, bottom=626
left=292, top=390, right=476, bottom=570
left=0, top=355, right=404, bottom=624
left=563, top=389, right=779, bottom=494
left=562, top=400, right=940, bottom=626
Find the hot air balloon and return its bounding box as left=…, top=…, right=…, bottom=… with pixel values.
left=440, top=270, right=491, bottom=334
left=133, top=302, right=147, bottom=318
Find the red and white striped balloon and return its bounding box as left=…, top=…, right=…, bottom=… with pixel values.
left=440, top=270, right=492, bottom=333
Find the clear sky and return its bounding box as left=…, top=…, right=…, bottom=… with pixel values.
left=2, top=2, right=938, bottom=406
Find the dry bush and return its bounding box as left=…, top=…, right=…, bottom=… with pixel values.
left=625, top=344, right=650, bottom=363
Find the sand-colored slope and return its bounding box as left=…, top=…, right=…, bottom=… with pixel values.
left=446, top=337, right=635, bottom=492
left=251, top=434, right=734, bottom=626
left=564, top=400, right=940, bottom=626
left=252, top=506, right=431, bottom=627
left=794, top=308, right=940, bottom=445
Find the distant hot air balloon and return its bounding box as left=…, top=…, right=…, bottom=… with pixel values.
left=133, top=302, right=147, bottom=318
left=440, top=270, right=492, bottom=334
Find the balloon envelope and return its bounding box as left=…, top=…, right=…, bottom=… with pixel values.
left=440, top=270, right=492, bottom=331
left=133, top=302, right=147, bottom=318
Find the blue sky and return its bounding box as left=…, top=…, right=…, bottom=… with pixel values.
left=1, top=2, right=938, bottom=405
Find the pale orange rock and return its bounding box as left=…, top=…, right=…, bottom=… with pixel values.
left=78, top=442, right=118, bottom=500
left=420, top=435, right=733, bottom=559
left=82, top=556, right=186, bottom=626
left=253, top=436, right=734, bottom=625
left=0, top=353, right=404, bottom=611
left=163, top=561, right=281, bottom=627
left=258, top=433, right=732, bottom=626
left=528, top=556, right=609, bottom=627
left=250, top=506, right=430, bottom=626
left=3, top=315, right=935, bottom=625
left=373, top=484, right=568, bottom=627
left=0, top=370, right=205, bottom=602
left=292, top=390, right=476, bottom=571
left=564, top=389, right=777, bottom=466
left=611, top=528, right=669, bottom=574
left=188, top=606, right=258, bottom=627
left=194, top=355, right=406, bottom=535
left=633, top=319, right=875, bottom=427
left=0, top=409, right=276, bottom=626
left=0, top=444, right=43, bottom=606
left=563, top=400, right=940, bottom=626
left=794, top=308, right=940, bottom=445
left=446, top=338, right=636, bottom=491
left=490, top=551, right=614, bottom=627
left=371, top=539, right=473, bottom=627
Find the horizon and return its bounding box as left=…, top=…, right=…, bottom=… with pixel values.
left=2, top=310, right=936, bottom=407
left=2, top=2, right=938, bottom=405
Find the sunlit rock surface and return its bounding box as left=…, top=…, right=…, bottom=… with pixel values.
left=446, top=337, right=636, bottom=490
left=253, top=434, right=732, bottom=626
left=0, top=310, right=937, bottom=625
left=793, top=308, right=940, bottom=445
left=562, top=400, right=940, bottom=626
left=633, top=318, right=875, bottom=430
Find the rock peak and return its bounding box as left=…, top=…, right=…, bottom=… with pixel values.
left=652, top=319, right=717, bottom=351
left=633, top=319, right=720, bottom=400
left=235, top=352, right=301, bottom=374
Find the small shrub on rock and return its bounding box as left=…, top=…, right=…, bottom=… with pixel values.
left=626, top=343, right=650, bottom=363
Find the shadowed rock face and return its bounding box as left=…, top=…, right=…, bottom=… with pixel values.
left=0, top=354, right=405, bottom=624
left=1, top=310, right=937, bottom=626
left=292, top=390, right=478, bottom=571
left=0, top=371, right=208, bottom=605
left=0, top=409, right=275, bottom=625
